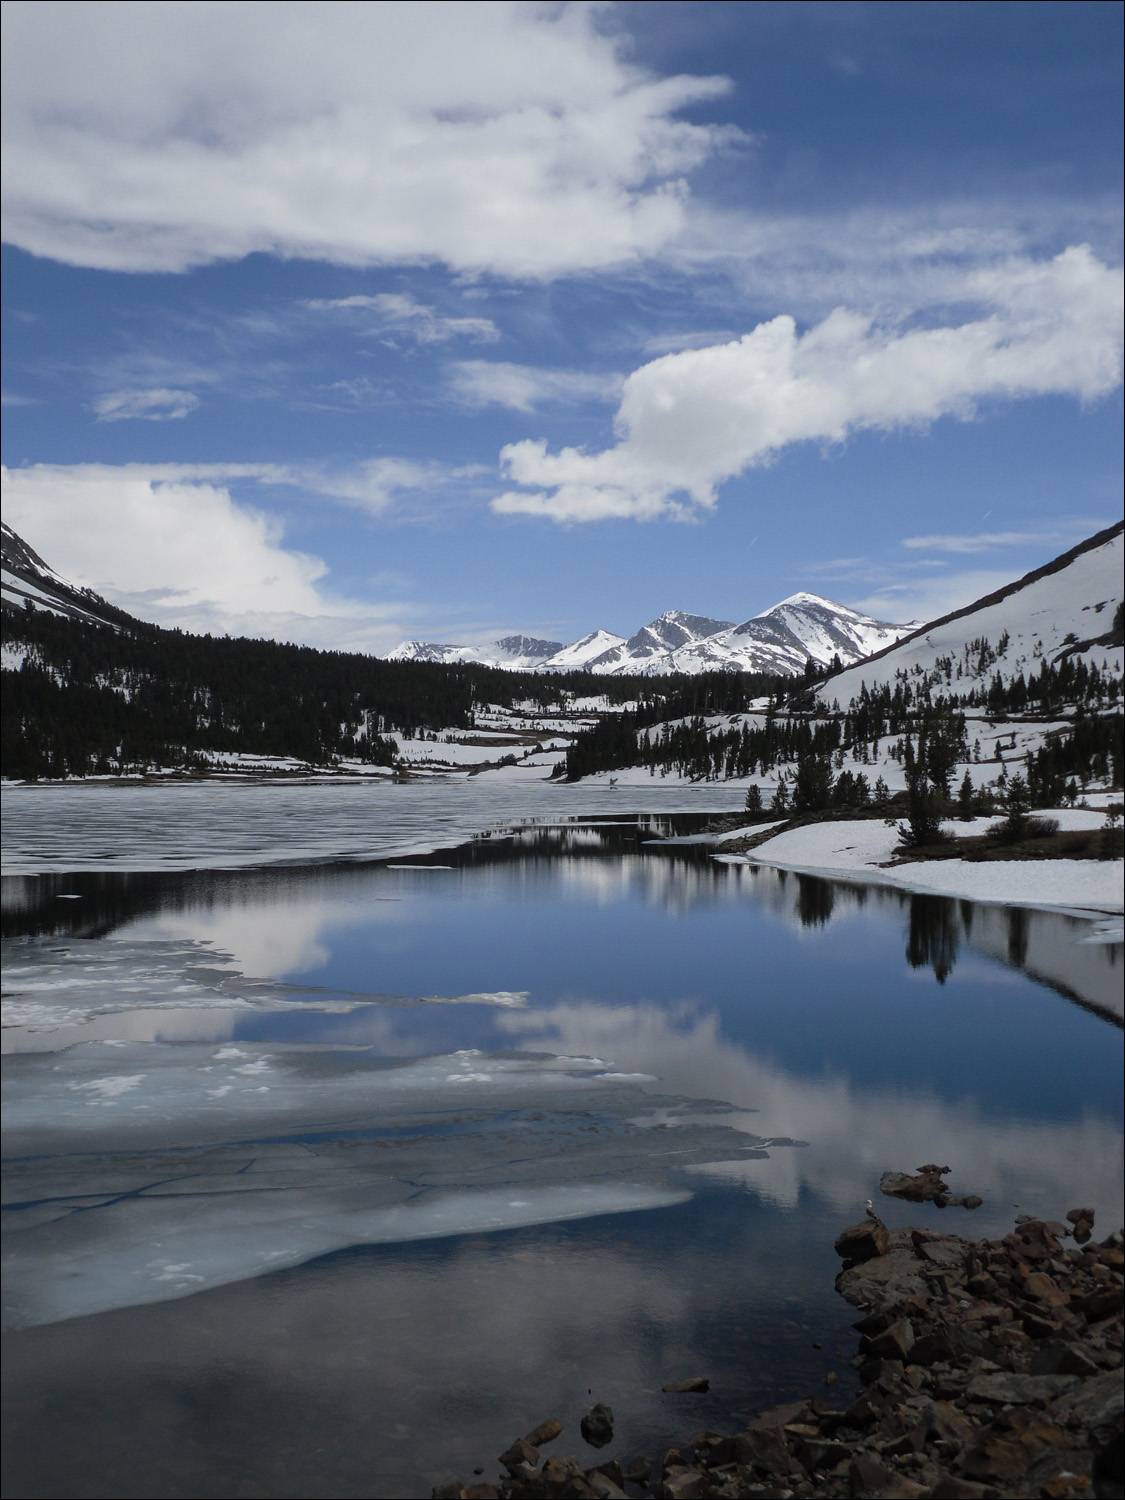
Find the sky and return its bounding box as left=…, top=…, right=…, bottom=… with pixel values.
left=2, top=0, right=1122, bottom=654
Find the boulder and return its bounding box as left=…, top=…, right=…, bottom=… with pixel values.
left=963, top=1371, right=1075, bottom=1405
left=835, top=1220, right=890, bottom=1262
left=524, top=1419, right=563, bottom=1448
left=655, top=1468, right=709, bottom=1500
left=579, top=1403, right=614, bottom=1449
left=498, top=1437, right=539, bottom=1475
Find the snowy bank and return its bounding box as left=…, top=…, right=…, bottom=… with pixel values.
left=718, top=812, right=1124, bottom=916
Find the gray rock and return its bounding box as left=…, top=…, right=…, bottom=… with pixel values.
left=1029, top=1338, right=1099, bottom=1378
left=498, top=1437, right=540, bottom=1475
left=524, top=1418, right=563, bottom=1448
left=1052, top=1367, right=1125, bottom=1431
left=864, top=1318, right=915, bottom=1362
left=963, top=1371, right=1075, bottom=1405
left=580, top=1402, right=614, bottom=1449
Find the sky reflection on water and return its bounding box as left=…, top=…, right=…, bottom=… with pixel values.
left=2, top=818, right=1122, bottom=1499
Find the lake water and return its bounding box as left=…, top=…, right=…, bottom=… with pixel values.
left=2, top=786, right=1122, bottom=1499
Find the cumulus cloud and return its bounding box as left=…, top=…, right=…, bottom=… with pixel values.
left=1, top=2, right=734, bottom=277
left=449, top=361, right=623, bottom=412
left=93, top=387, right=201, bottom=421
left=0, top=462, right=417, bottom=650
left=305, top=293, right=498, bottom=345
left=492, top=246, right=1124, bottom=523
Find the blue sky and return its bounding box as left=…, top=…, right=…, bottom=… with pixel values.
left=2, top=1, right=1122, bottom=652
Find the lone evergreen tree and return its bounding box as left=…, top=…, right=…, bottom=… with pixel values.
left=958, top=771, right=975, bottom=821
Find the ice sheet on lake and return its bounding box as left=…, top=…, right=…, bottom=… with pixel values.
left=2, top=1036, right=782, bottom=1327
left=1, top=932, right=530, bottom=1034
left=4, top=1168, right=691, bottom=1331
left=1, top=780, right=748, bottom=876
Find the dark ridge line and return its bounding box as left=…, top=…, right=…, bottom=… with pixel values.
left=818, top=519, right=1125, bottom=688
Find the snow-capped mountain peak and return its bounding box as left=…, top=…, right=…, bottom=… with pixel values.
left=385, top=595, right=918, bottom=677
left=539, top=629, right=628, bottom=671
left=385, top=634, right=564, bottom=670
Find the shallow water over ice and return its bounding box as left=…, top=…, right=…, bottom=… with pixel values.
left=3, top=812, right=1123, bottom=1499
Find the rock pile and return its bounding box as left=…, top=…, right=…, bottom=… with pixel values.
left=879, top=1164, right=983, bottom=1210
left=431, top=1209, right=1123, bottom=1499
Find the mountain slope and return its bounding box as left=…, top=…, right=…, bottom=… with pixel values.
left=2, top=522, right=132, bottom=634
left=816, top=521, right=1125, bottom=709
left=540, top=629, right=628, bottom=670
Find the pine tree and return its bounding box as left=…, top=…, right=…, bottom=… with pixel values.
left=958, top=772, right=975, bottom=821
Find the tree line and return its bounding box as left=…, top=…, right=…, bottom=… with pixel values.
left=1, top=601, right=768, bottom=779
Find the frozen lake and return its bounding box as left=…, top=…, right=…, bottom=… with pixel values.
left=2, top=785, right=1123, bottom=1498
left=0, top=775, right=750, bottom=874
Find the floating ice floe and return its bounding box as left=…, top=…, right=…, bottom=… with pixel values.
left=3, top=1034, right=779, bottom=1329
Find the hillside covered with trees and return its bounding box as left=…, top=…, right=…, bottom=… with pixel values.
left=1, top=596, right=795, bottom=780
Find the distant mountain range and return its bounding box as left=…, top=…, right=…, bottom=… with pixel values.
left=4, top=517, right=1121, bottom=784
left=387, top=595, right=920, bottom=677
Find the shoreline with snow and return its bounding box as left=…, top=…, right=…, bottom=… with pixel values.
left=711, top=805, right=1124, bottom=920
left=2, top=776, right=1121, bottom=922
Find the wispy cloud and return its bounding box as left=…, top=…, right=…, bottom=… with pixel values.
left=673, top=196, right=1125, bottom=321
left=854, top=571, right=1019, bottom=625
left=296, top=457, right=487, bottom=517
left=641, top=330, right=741, bottom=355
left=305, top=293, right=499, bottom=346
left=449, top=361, right=623, bottom=412
left=801, top=557, right=876, bottom=577
left=492, top=247, right=1124, bottom=523
left=93, top=388, right=201, bottom=422
left=902, top=528, right=1077, bottom=554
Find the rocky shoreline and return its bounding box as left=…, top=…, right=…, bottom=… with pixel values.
left=432, top=1206, right=1123, bottom=1500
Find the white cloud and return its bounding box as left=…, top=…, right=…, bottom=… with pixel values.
left=305, top=293, right=498, bottom=345
left=492, top=246, right=1124, bottom=523
left=93, top=387, right=201, bottom=421
left=0, top=462, right=416, bottom=651
left=449, top=361, right=623, bottom=412
left=1, top=2, right=734, bottom=277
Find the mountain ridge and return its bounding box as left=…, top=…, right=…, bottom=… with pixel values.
left=814, top=520, right=1124, bottom=710
left=1, top=522, right=134, bottom=633
left=387, top=598, right=919, bottom=677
